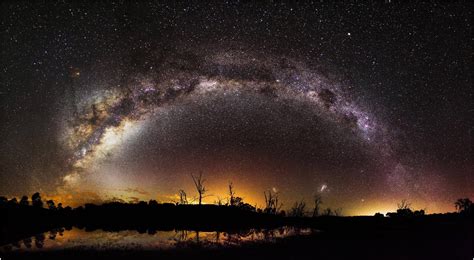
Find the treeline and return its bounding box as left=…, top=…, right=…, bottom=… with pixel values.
left=0, top=174, right=347, bottom=218
left=1, top=191, right=472, bottom=246
left=0, top=191, right=285, bottom=246
left=375, top=198, right=473, bottom=218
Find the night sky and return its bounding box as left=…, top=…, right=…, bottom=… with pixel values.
left=1, top=1, right=472, bottom=215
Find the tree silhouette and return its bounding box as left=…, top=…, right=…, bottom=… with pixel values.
left=397, top=199, right=411, bottom=210
left=232, top=197, right=244, bottom=207
left=312, top=194, right=323, bottom=217
left=374, top=212, right=384, bottom=218
left=229, top=182, right=236, bottom=206
left=19, top=195, right=29, bottom=206
left=413, top=209, right=425, bottom=216
left=454, top=198, right=472, bottom=214
left=396, top=199, right=413, bottom=217
left=264, top=190, right=282, bottom=214
left=46, top=200, right=56, bottom=210
left=191, top=172, right=206, bottom=205
left=8, top=197, right=18, bottom=205
left=227, top=182, right=246, bottom=208
left=31, top=192, right=43, bottom=208
left=179, top=190, right=188, bottom=205
left=214, top=196, right=224, bottom=206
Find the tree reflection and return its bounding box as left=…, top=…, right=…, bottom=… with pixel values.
left=23, top=237, right=32, bottom=248
left=174, top=230, right=189, bottom=244
left=147, top=228, right=157, bottom=235
left=12, top=241, right=21, bottom=249
left=195, top=231, right=200, bottom=244
left=3, top=226, right=312, bottom=251
left=34, top=233, right=45, bottom=248
left=49, top=230, right=57, bottom=240
left=58, top=227, right=65, bottom=236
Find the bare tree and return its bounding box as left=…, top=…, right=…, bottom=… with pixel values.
left=312, top=194, right=323, bottom=217
left=334, top=208, right=343, bottom=216
left=229, top=182, right=236, bottom=206
left=264, top=190, right=282, bottom=214
left=179, top=190, right=188, bottom=205
left=191, top=172, right=206, bottom=205
left=397, top=199, right=411, bottom=210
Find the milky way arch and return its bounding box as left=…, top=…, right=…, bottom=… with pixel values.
left=61, top=49, right=394, bottom=187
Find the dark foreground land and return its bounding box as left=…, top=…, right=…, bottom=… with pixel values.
left=1, top=202, right=472, bottom=260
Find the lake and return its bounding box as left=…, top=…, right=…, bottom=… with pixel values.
left=1, top=226, right=314, bottom=251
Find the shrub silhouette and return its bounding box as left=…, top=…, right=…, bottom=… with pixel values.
left=19, top=195, right=29, bottom=206
left=8, top=198, right=18, bottom=205
left=374, top=212, right=384, bottom=218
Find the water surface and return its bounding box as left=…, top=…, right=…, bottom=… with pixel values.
left=2, top=226, right=313, bottom=251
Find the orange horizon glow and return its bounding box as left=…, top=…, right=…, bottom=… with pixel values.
left=4, top=188, right=463, bottom=217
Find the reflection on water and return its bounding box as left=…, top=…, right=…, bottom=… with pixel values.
left=2, top=226, right=313, bottom=251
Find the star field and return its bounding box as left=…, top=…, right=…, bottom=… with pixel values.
left=0, top=1, right=472, bottom=215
